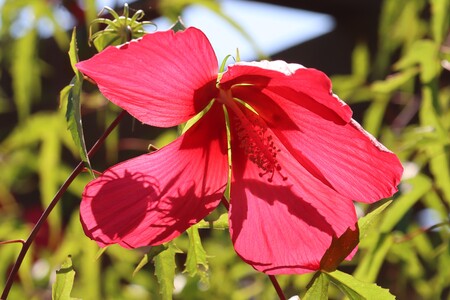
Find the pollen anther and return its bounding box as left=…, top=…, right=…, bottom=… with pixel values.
left=234, top=112, right=288, bottom=183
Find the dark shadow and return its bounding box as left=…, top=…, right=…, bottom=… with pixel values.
left=83, top=103, right=228, bottom=247
left=82, top=169, right=157, bottom=244
left=83, top=167, right=226, bottom=247
left=193, top=79, right=219, bottom=112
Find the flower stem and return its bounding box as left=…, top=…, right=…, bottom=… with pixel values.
left=1, top=110, right=127, bottom=300
left=269, top=275, right=287, bottom=300
left=220, top=196, right=286, bottom=300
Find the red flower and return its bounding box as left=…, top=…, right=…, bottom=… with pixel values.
left=76, top=27, right=402, bottom=274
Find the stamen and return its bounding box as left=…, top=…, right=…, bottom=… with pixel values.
left=233, top=111, right=288, bottom=183
left=218, top=88, right=288, bottom=183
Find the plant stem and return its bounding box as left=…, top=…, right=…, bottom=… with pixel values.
left=269, top=275, right=287, bottom=300
left=220, top=196, right=286, bottom=300
left=1, top=110, right=126, bottom=300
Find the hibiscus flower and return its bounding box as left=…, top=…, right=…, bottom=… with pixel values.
left=76, top=27, right=403, bottom=274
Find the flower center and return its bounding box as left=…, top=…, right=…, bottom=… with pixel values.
left=218, top=89, right=287, bottom=182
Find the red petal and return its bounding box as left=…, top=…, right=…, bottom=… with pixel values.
left=80, top=104, right=228, bottom=248
left=228, top=118, right=357, bottom=274
left=220, top=61, right=352, bottom=122
left=76, top=27, right=218, bottom=127
left=221, top=61, right=402, bottom=203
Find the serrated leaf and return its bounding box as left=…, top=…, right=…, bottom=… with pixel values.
left=69, top=28, right=81, bottom=80
left=197, top=212, right=229, bottom=229
left=64, top=29, right=93, bottom=177
left=358, top=200, right=392, bottom=240
left=52, top=256, right=76, bottom=300
left=133, top=244, right=168, bottom=277
left=184, top=225, right=209, bottom=283
left=303, top=272, right=329, bottom=300
left=320, top=225, right=359, bottom=272
left=326, top=270, right=395, bottom=300
left=154, top=244, right=177, bottom=300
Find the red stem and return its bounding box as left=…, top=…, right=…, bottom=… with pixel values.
left=220, top=196, right=286, bottom=300
left=1, top=110, right=126, bottom=300
left=269, top=275, right=287, bottom=300
left=0, top=240, right=25, bottom=246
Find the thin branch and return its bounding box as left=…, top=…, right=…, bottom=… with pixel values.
left=0, top=240, right=25, bottom=246
left=394, top=221, right=450, bottom=243
left=1, top=110, right=126, bottom=300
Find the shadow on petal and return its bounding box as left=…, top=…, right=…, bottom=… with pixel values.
left=81, top=169, right=159, bottom=245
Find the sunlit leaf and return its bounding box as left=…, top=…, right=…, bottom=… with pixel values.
left=38, top=130, right=62, bottom=246
left=352, top=42, right=370, bottom=79
left=371, top=68, right=419, bottom=94
left=354, top=235, right=393, bottom=283
left=326, top=270, right=395, bottom=300
left=184, top=225, right=209, bottom=284
left=133, top=244, right=168, bottom=277
left=362, top=95, right=389, bottom=136
left=395, top=40, right=441, bottom=83
left=64, top=29, right=93, bottom=177
left=303, top=272, right=329, bottom=300
left=197, top=212, right=229, bottom=229
left=380, top=174, right=432, bottom=232
left=52, top=256, right=76, bottom=300
left=84, top=0, right=98, bottom=28
left=358, top=200, right=392, bottom=240
left=154, top=244, right=177, bottom=299
left=11, top=29, right=40, bottom=122
left=430, top=0, right=450, bottom=45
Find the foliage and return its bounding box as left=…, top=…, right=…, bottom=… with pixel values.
left=0, top=0, right=449, bottom=299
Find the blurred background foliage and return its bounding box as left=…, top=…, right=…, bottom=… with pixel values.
left=0, top=0, right=449, bottom=299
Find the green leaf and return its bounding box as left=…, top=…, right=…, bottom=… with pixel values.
left=197, top=212, right=229, bottom=229
left=68, top=29, right=81, bottom=80
left=154, top=244, right=177, bottom=299
left=371, top=68, right=419, bottom=94
left=353, top=235, right=393, bottom=282
left=303, top=272, right=329, bottom=300
left=394, top=40, right=441, bottom=83
left=380, top=174, right=432, bottom=232
left=52, top=256, right=76, bottom=300
left=352, top=42, right=370, bottom=79
left=184, top=225, right=209, bottom=283
left=11, top=29, right=40, bottom=122
left=358, top=200, right=392, bottom=240
left=63, top=29, right=94, bottom=177
left=133, top=244, right=168, bottom=277
left=430, top=0, right=450, bottom=45
left=362, top=95, right=389, bottom=136
left=326, top=270, right=395, bottom=300
left=320, top=225, right=359, bottom=272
